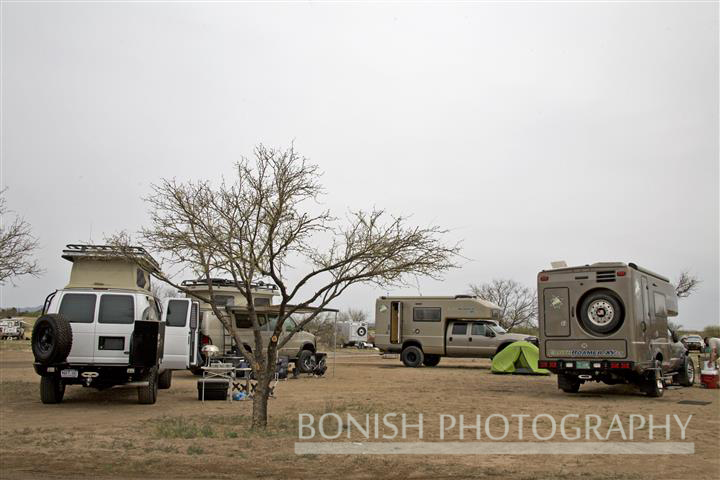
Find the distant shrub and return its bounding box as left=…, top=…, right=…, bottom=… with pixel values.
left=702, top=325, right=720, bottom=338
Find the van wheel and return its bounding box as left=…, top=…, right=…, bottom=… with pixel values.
left=401, top=346, right=424, bottom=368
left=40, top=376, right=65, bottom=404
left=158, top=370, right=172, bottom=389
left=138, top=367, right=159, bottom=404
left=423, top=355, right=441, bottom=367
left=297, top=350, right=316, bottom=374
left=677, top=357, right=695, bottom=387
left=32, top=314, right=73, bottom=365
left=558, top=374, right=580, bottom=393
left=644, top=361, right=664, bottom=397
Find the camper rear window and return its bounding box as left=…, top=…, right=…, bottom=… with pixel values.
left=59, top=293, right=96, bottom=323
left=413, top=307, right=441, bottom=322
left=98, top=295, right=135, bottom=324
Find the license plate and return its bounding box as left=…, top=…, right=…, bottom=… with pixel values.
left=576, top=361, right=591, bottom=369
left=60, top=369, right=78, bottom=378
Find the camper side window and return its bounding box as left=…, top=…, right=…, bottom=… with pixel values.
left=413, top=307, right=441, bottom=322
left=654, top=293, right=667, bottom=317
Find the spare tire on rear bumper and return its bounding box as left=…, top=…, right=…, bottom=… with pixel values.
left=32, top=314, right=73, bottom=365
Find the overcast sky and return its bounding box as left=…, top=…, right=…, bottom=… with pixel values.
left=1, top=2, right=718, bottom=330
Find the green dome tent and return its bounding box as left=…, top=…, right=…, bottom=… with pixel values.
left=491, top=341, right=550, bottom=375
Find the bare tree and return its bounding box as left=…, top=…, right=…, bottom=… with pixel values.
left=469, top=279, right=537, bottom=331
left=675, top=271, right=700, bottom=298
left=110, top=143, right=460, bottom=429
left=0, top=190, right=42, bottom=285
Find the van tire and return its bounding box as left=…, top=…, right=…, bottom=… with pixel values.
left=297, top=350, right=316, bottom=374
left=32, top=314, right=73, bottom=365
left=558, top=374, right=580, bottom=393
left=138, top=367, right=159, bottom=404
left=423, top=355, right=441, bottom=367
left=40, top=376, right=65, bottom=404
left=158, top=370, right=172, bottom=389
left=578, top=290, right=624, bottom=335
left=676, top=357, right=694, bottom=387
left=401, top=346, right=424, bottom=368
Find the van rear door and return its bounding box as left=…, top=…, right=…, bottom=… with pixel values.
left=58, top=292, right=97, bottom=364
left=162, top=298, right=200, bottom=370
left=94, top=293, right=136, bottom=364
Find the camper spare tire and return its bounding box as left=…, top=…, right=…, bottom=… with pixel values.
left=401, top=345, right=424, bottom=368
left=578, top=290, right=624, bottom=335
left=32, top=314, right=73, bottom=365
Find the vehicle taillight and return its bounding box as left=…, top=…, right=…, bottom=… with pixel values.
left=609, top=362, right=632, bottom=369
left=538, top=360, right=558, bottom=369
left=616, top=271, right=626, bottom=277
left=540, top=275, right=549, bottom=281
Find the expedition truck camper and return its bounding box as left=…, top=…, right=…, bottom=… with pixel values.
left=375, top=296, right=538, bottom=367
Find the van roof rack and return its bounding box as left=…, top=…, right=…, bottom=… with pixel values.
left=181, top=278, right=278, bottom=291
left=61, top=244, right=160, bottom=272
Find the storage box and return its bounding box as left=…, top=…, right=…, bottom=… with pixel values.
left=197, top=378, right=229, bottom=400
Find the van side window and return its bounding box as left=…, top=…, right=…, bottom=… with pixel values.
left=414, top=307, right=441, bottom=322
left=59, top=294, right=96, bottom=323
left=166, top=299, right=189, bottom=327
left=254, top=297, right=270, bottom=307
left=99, top=295, right=135, bottom=324
left=653, top=293, right=667, bottom=317
left=136, top=269, right=146, bottom=288
left=452, top=323, right=467, bottom=335
left=214, top=295, right=235, bottom=307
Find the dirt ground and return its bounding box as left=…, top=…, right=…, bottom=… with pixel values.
left=1, top=341, right=718, bottom=480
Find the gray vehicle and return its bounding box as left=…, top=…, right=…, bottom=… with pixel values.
left=537, top=262, right=694, bottom=397
left=181, top=278, right=328, bottom=374
left=374, top=296, right=538, bottom=367
left=0, top=318, right=26, bottom=340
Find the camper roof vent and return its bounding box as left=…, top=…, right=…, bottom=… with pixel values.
left=596, top=271, right=616, bottom=283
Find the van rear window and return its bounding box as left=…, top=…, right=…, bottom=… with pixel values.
left=98, top=295, right=134, bottom=324
left=59, top=294, right=96, bottom=323
left=413, top=307, right=441, bottom=322
left=166, top=300, right=189, bottom=327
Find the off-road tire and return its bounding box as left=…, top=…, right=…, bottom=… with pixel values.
left=158, top=370, right=172, bottom=389
left=40, top=375, right=65, bottom=404
left=401, top=345, right=424, bottom=368
left=558, top=373, right=581, bottom=393
left=676, top=356, right=695, bottom=387
left=578, top=290, right=624, bottom=336
left=297, top=350, right=316, bottom=374
left=644, top=360, right=664, bottom=398
left=138, top=367, right=159, bottom=404
left=32, top=314, right=73, bottom=365
left=423, top=354, right=441, bottom=367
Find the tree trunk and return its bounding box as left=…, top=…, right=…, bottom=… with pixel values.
left=250, top=362, right=275, bottom=430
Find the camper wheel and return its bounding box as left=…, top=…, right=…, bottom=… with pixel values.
left=676, top=356, right=695, bottom=387
left=643, top=360, right=664, bottom=398
left=558, top=373, right=580, bottom=393
left=423, top=355, right=441, bottom=367
left=401, top=345, right=424, bottom=368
